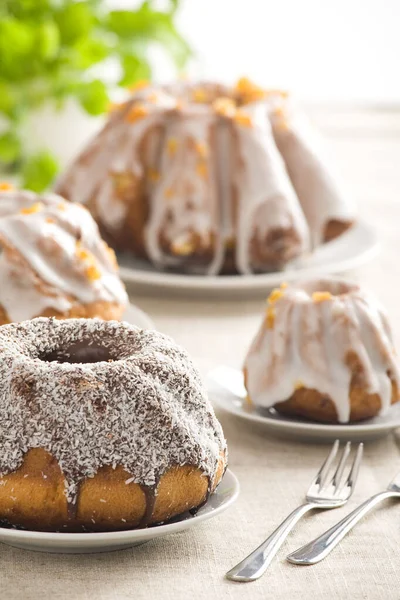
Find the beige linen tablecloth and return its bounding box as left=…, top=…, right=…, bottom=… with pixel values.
left=3, top=109, right=400, bottom=599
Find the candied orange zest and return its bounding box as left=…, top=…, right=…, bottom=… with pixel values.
left=75, top=241, right=91, bottom=262
left=267, top=288, right=284, bottom=305
left=280, top=282, right=288, bottom=289
left=20, top=202, right=43, bottom=215
left=312, top=291, right=333, bottom=303
left=128, top=80, right=149, bottom=93
left=234, top=110, right=253, bottom=127
left=57, top=202, right=66, bottom=211
left=167, top=137, right=178, bottom=156
left=46, top=217, right=55, bottom=224
left=125, top=104, right=148, bottom=123
left=196, top=161, right=208, bottom=179
left=194, top=141, right=208, bottom=157
left=235, top=77, right=266, bottom=103
left=294, top=380, right=304, bottom=390
left=164, top=187, right=175, bottom=200
left=192, top=88, right=208, bottom=103
left=147, top=168, right=160, bottom=182
left=86, top=264, right=101, bottom=281
left=266, top=307, right=275, bottom=329
left=213, top=97, right=236, bottom=118
left=0, top=182, right=13, bottom=191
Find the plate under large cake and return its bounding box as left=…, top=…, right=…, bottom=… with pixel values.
left=118, top=220, right=378, bottom=298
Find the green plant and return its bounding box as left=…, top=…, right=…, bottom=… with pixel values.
left=0, top=0, right=191, bottom=190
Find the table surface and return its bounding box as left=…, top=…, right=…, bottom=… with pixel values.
left=4, top=108, right=400, bottom=600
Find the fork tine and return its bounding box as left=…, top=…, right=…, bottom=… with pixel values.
left=331, top=441, right=351, bottom=489
left=314, top=439, right=339, bottom=489
left=343, top=442, right=363, bottom=489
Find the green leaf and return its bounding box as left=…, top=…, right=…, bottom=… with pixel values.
left=73, top=37, right=110, bottom=69
left=36, top=21, right=60, bottom=61
left=55, top=2, right=94, bottom=44
left=22, top=150, right=58, bottom=192
left=119, top=54, right=151, bottom=87
left=108, top=8, right=191, bottom=68
left=0, top=0, right=191, bottom=170
left=0, top=131, right=21, bottom=164
left=77, top=79, right=109, bottom=115
left=107, top=10, right=145, bottom=37
left=7, top=0, right=52, bottom=17
left=0, top=82, right=18, bottom=116
left=0, top=18, right=35, bottom=56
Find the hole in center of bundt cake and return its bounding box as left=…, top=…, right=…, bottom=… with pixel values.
left=40, top=342, right=115, bottom=364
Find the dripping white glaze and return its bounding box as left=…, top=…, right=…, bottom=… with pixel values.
left=0, top=190, right=128, bottom=321
left=145, top=107, right=221, bottom=273
left=55, top=81, right=353, bottom=274
left=244, top=279, right=400, bottom=423
left=270, top=100, right=355, bottom=246
left=232, top=103, right=310, bottom=274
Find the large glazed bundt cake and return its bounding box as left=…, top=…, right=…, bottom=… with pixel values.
left=244, top=279, right=400, bottom=423
left=56, top=78, right=354, bottom=275
left=0, top=318, right=227, bottom=531
left=0, top=187, right=127, bottom=323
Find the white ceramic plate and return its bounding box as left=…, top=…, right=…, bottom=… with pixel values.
left=207, top=366, right=400, bottom=443
left=118, top=220, right=379, bottom=298
left=122, top=302, right=154, bottom=329
left=0, top=469, right=239, bottom=554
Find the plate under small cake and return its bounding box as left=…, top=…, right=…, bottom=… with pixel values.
left=208, top=366, right=400, bottom=442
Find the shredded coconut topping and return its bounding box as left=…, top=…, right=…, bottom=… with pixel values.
left=0, top=318, right=226, bottom=503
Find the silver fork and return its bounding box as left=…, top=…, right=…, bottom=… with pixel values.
left=287, top=469, right=400, bottom=566
left=225, top=440, right=363, bottom=583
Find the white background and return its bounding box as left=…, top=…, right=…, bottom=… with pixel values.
left=114, top=0, right=400, bottom=105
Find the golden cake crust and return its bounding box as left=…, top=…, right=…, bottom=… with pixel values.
left=272, top=381, right=398, bottom=423
left=0, top=448, right=226, bottom=532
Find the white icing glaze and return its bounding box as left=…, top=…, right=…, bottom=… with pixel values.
left=270, top=100, right=355, bottom=246
left=145, top=107, right=223, bottom=273
left=56, top=90, right=178, bottom=232
left=0, top=190, right=127, bottom=321
left=55, top=80, right=354, bottom=274
left=232, top=103, right=309, bottom=274
left=244, top=279, right=400, bottom=423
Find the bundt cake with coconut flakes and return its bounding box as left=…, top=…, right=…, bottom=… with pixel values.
left=55, top=78, right=354, bottom=275
left=244, top=279, right=400, bottom=423
left=0, top=318, right=227, bottom=531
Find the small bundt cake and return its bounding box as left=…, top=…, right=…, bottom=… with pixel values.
left=0, top=318, right=227, bottom=532
left=0, top=187, right=127, bottom=323
left=244, top=279, right=400, bottom=423
left=55, top=78, right=354, bottom=275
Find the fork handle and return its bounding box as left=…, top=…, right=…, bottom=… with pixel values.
left=287, top=491, right=397, bottom=565
left=226, top=502, right=315, bottom=582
